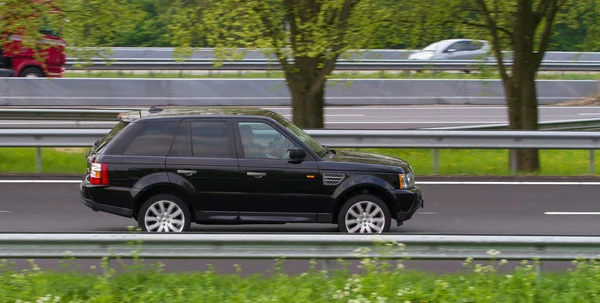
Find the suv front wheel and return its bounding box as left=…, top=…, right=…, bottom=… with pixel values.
left=337, top=194, right=392, bottom=233
left=138, top=194, right=192, bottom=232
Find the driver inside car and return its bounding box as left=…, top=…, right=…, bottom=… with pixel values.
left=239, top=125, right=278, bottom=159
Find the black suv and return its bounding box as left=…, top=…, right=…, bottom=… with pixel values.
left=80, top=107, right=424, bottom=233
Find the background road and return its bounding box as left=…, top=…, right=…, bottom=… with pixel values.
left=1, top=180, right=597, bottom=275
left=4, top=105, right=600, bottom=129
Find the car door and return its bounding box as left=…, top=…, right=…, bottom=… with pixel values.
left=165, top=118, right=241, bottom=222
left=233, top=118, right=326, bottom=223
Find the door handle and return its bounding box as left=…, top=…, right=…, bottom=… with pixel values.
left=247, top=172, right=267, bottom=178
left=177, top=169, right=197, bottom=176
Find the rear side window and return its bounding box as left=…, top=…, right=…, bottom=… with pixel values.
left=94, top=120, right=130, bottom=153
left=168, top=121, right=233, bottom=158
left=191, top=121, right=232, bottom=157
left=123, top=121, right=178, bottom=156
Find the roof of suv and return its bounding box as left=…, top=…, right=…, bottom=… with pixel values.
left=118, top=107, right=279, bottom=122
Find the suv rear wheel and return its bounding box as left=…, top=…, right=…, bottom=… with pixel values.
left=137, top=194, right=191, bottom=232
left=337, top=194, right=391, bottom=233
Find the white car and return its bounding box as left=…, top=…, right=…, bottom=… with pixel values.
left=407, top=39, right=491, bottom=61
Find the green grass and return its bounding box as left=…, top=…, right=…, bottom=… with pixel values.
left=2, top=251, right=600, bottom=303
left=64, top=70, right=600, bottom=81
left=2, top=147, right=600, bottom=176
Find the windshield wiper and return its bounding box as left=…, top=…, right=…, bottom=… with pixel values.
left=322, top=146, right=336, bottom=158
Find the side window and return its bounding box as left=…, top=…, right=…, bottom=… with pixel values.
left=123, top=121, right=178, bottom=156
left=445, top=41, right=468, bottom=53
left=237, top=122, right=296, bottom=159
left=190, top=121, right=232, bottom=158
left=467, top=41, right=483, bottom=51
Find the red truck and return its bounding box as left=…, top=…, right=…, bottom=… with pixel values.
left=0, top=1, right=67, bottom=77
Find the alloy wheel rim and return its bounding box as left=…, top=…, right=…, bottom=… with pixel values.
left=144, top=200, right=185, bottom=232
left=344, top=201, right=385, bottom=233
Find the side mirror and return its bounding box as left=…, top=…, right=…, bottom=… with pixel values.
left=288, top=147, right=305, bottom=160
left=445, top=48, right=456, bottom=53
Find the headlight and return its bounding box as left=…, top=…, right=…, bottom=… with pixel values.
left=399, top=171, right=415, bottom=189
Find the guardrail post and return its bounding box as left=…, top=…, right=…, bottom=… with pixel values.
left=35, top=147, right=42, bottom=173
left=590, top=150, right=595, bottom=174
left=320, top=259, right=331, bottom=276
left=433, top=149, right=439, bottom=174
left=510, top=150, right=517, bottom=175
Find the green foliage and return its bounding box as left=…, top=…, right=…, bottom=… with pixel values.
left=0, top=0, right=146, bottom=62
left=2, top=250, right=600, bottom=302
left=170, top=0, right=402, bottom=66
left=4, top=0, right=600, bottom=53
left=112, top=0, right=177, bottom=47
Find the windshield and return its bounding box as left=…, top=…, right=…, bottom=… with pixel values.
left=267, top=112, right=329, bottom=157
left=422, top=42, right=441, bottom=51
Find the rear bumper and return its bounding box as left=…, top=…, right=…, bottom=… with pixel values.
left=80, top=179, right=133, bottom=218
left=81, top=195, right=133, bottom=218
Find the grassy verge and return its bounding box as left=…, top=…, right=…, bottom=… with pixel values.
left=1, top=147, right=600, bottom=176
left=1, top=253, right=600, bottom=302
left=64, top=70, right=600, bottom=81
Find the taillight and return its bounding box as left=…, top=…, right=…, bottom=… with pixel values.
left=89, top=162, right=109, bottom=185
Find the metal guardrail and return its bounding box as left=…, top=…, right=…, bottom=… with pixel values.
left=0, top=108, right=125, bottom=121
left=0, top=234, right=599, bottom=273
left=2, top=108, right=600, bottom=132
left=427, top=117, right=600, bottom=131
left=2, top=128, right=600, bottom=175
left=64, top=59, right=600, bottom=72
left=3, top=128, right=600, bottom=149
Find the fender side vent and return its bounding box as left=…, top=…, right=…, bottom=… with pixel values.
left=323, top=173, right=345, bottom=186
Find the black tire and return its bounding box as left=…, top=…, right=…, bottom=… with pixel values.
left=137, top=193, right=192, bottom=232
left=337, top=194, right=392, bottom=233
left=19, top=67, right=45, bottom=77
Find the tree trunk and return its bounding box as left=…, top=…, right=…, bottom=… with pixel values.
left=287, top=75, right=325, bottom=129
left=503, top=0, right=540, bottom=174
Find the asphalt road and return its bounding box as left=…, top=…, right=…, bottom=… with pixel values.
left=4, top=105, right=600, bottom=130
left=3, top=181, right=599, bottom=234
left=1, top=180, right=598, bottom=274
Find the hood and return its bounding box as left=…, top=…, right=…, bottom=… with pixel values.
left=326, top=150, right=412, bottom=172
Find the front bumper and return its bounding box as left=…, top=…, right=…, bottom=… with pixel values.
left=391, top=186, right=424, bottom=222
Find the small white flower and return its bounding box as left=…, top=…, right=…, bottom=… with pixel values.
left=487, top=249, right=501, bottom=256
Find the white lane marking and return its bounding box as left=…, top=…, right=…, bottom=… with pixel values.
left=281, top=114, right=364, bottom=117
left=0, top=96, right=581, bottom=100
left=0, top=211, right=9, bottom=213
left=545, top=212, right=600, bottom=215
left=578, top=113, right=600, bottom=116
left=0, top=121, right=117, bottom=125
left=13, top=77, right=595, bottom=82
left=265, top=106, right=600, bottom=110
left=325, top=121, right=504, bottom=124
left=2, top=180, right=600, bottom=185
left=0, top=180, right=81, bottom=183
left=418, top=181, right=600, bottom=185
